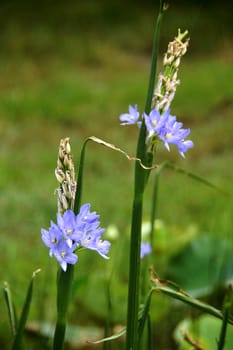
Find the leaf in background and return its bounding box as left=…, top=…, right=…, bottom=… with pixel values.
left=159, top=161, right=230, bottom=196
left=150, top=269, right=233, bottom=325
left=174, top=315, right=233, bottom=350
left=166, top=235, right=233, bottom=296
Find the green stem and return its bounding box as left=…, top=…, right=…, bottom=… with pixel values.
left=53, top=265, right=74, bottom=350
left=125, top=2, right=165, bottom=350
left=150, top=171, right=159, bottom=247
left=147, top=314, right=152, bottom=350
left=53, top=139, right=87, bottom=350
left=217, top=286, right=233, bottom=350
left=144, top=2, right=164, bottom=114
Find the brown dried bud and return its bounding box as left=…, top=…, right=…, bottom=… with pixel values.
left=55, top=168, right=66, bottom=183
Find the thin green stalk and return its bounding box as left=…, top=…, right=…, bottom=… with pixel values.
left=103, top=279, right=113, bottom=350
left=150, top=171, right=159, bottom=246
left=147, top=314, right=152, bottom=350
left=144, top=0, right=165, bottom=115
left=217, top=286, right=233, bottom=350
left=53, top=139, right=86, bottom=350
left=53, top=265, right=74, bottom=350
left=125, top=2, right=165, bottom=350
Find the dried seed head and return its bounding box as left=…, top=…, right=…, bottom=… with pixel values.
left=56, top=137, right=77, bottom=214
left=55, top=168, right=66, bottom=183
left=152, top=29, right=189, bottom=113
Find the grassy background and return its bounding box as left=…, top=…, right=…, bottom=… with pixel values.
left=0, top=0, right=232, bottom=349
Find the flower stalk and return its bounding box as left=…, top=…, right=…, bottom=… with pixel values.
left=49, top=138, right=110, bottom=349
left=125, top=2, right=166, bottom=349
left=53, top=137, right=76, bottom=350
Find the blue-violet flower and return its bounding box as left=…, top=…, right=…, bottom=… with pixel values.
left=41, top=204, right=110, bottom=271
left=119, top=106, right=194, bottom=157
left=119, top=104, right=140, bottom=125
left=140, top=242, right=152, bottom=259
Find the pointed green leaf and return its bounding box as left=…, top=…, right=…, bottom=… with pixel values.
left=12, top=269, right=41, bottom=350
left=3, top=282, right=18, bottom=337
left=138, top=291, right=153, bottom=340
left=156, top=161, right=229, bottom=196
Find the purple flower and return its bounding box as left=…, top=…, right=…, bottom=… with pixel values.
left=77, top=203, right=99, bottom=224
left=53, top=240, right=78, bottom=272
left=57, top=210, right=81, bottom=248
left=41, top=222, right=63, bottom=257
left=177, top=139, right=194, bottom=157
left=119, top=105, right=140, bottom=125
left=143, top=107, right=194, bottom=156
left=41, top=204, right=111, bottom=271
left=140, top=242, right=152, bottom=259
left=95, top=239, right=111, bottom=259
left=119, top=105, right=193, bottom=156
left=78, top=219, right=111, bottom=258
left=157, top=111, right=194, bottom=157
left=144, top=108, right=170, bottom=138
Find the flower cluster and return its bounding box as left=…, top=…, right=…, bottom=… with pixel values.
left=119, top=105, right=194, bottom=157
left=41, top=204, right=111, bottom=271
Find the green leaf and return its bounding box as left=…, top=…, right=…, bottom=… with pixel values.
left=12, top=269, right=41, bottom=350
left=174, top=315, right=233, bottom=350
left=138, top=291, right=153, bottom=340
left=166, top=235, right=233, bottom=296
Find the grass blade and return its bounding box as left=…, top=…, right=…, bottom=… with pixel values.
left=217, top=286, right=233, bottom=350
left=12, top=269, right=41, bottom=350
left=157, top=161, right=230, bottom=195
left=138, top=291, right=153, bottom=341
left=150, top=171, right=159, bottom=246
left=3, top=282, right=18, bottom=337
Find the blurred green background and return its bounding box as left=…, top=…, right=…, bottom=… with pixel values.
left=0, top=0, right=232, bottom=349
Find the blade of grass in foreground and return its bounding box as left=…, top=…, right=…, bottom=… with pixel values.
left=3, top=282, right=17, bottom=338
left=12, top=269, right=41, bottom=350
